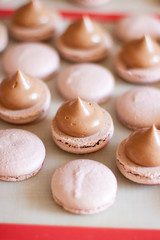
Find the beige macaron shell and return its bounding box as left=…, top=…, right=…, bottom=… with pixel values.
left=56, top=32, right=112, bottom=62
left=116, top=15, right=160, bottom=43
left=51, top=109, right=114, bottom=154
left=72, top=0, right=111, bottom=7
left=57, top=63, right=115, bottom=103
left=116, top=139, right=160, bottom=184
left=116, top=87, right=160, bottom=130
left=10, top=13, right=62, bottom=41
left=0, top=129, right=45, bottom=181
left=51, top=159, right=117, bottom=214
left=115, top=53, right=160, bottom=84
left=2, top=43, right=60, bottom=80
left=0, top=80, right=50, bottom=124
left=0, top=21, right=8, bottom=52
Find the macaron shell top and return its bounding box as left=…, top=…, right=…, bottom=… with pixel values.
left=0, top=129, right=45, bottom=181
left=51, top=159, right=117, bottom=214
left=57, top=63, right=114, bottom=103
left=116, top=15, right=160, bottom=42
left=72, top=0, right=111, bottom=7
left=2, top=42, right=60, bottom=80
left=116, top=87, right=160, bottom=129
left=0, top=21, right=8, bottom=52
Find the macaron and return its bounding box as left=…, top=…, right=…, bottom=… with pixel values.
left=0, top=21, right=8, bottom=52
left=115, top=35, right=160, bottom=84
left=0, top=70, right=51, bottom=124
left=51, top=159, right=117, bottom=214
left=56, top=16, right=112, bottom=62
left=116, top=125, right=160, bottom=184
left=57, top=63, right=115, bottom=104
left=2, top=42, right=60, bottom=81
left=10, top=0, right=62, bottom=41
left=0, top=129, right=45, bottom=181
left=116, top=87, right=160, bottom=130
left=116, top=15, right=160, bottom=43
left=72, top=0, right=111, bottom=7
left=51, top=97, right=114, bottom=154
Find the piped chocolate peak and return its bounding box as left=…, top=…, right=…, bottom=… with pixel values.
left=120, top=35, right=160, bottom=68
left=55, top=97, right=104, bottom=137
left=12, top=0, right=51, bottom=28
left=125, top=125, right=160, bottom=167
left=0, top=70, right=43, bottom=110
left=62, top=16, right=104, bottom=49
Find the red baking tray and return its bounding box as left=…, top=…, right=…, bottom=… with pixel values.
left=0, top=8, right=125, bottom=21
left=0, top=224, right=160, bottom=240
left=0, top=8, right=160, bottom=240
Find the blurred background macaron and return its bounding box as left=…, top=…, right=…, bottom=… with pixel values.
left=2, top=42, right=60, bottom=81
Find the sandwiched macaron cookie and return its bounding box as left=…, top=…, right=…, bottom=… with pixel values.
left=0, top=129, right=45, bottom=181
left=0, top=70, right=51, bottom=124
left=115, top=35, right=160, bottom=84
left=51, top=97, right=114, bottom=154
left=10, top=0, right=62, bottom=41
left=57, top=63, right=115, bottom=104
left=2, top=42, right=60, bottom=81
left=51, top=159, right=117, bottom=214
left=0, top=21, right=8, bottom=52
left=72, top=0, right=111, bottom=7
left=56, top=16, right=112, bottom=62
left=116, top=15, right=160, bottom=43
left=116, top=125, right=160, bottom=184
left=116, top=87, right=160, bottom=130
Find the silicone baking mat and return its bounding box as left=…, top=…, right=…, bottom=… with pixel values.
left=0, top=3, right=160, bottom=239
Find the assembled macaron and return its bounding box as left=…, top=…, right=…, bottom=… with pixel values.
left=116, top=87, right=160, bottom=130
left=0, top=129, right=45, bottom=181
left=51, top=159, right=117, bottom=214
left=56, top=16, right=112, bottom=62
left=57, top=63, right=115, bottom=103
left=10, top=0, right=62, bottom=41
left=115, top=35, right=160, bottom=83
left=51, top=97, right=114, bottom=154
left=116, top=125, right=160, bottom=184
left=2, top=42, right=60, bottom=80
left=0, top=70, right=51, bottom=124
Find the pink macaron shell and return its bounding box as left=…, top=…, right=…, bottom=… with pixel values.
left=2, top=43, right=60, bottom=80
left=116, top=15, right=160, bottom=42
left=72, top=0, right=111, bottom=7
left=115, top=54, right=160, bottom=84
left=116, top=139, right=160, bottom=184
left=116, top=87, right=160, bottom=130
left=56, top=33, right=112, bottom=62
left=51, top=159, right=117, bottom=214
left=10, top=13, right=62, bottom=41
left=0, top=129, right=46, bottom=181
left=0, top=80, right=51, bottom=124
left=51, top=109, right=114, bottom=154
left=0, top=21, right=8, bottom=52
left=57, top=63, right=114, bottom=103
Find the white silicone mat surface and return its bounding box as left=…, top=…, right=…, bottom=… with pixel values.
left=0, top=0, right=160, bottom=230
